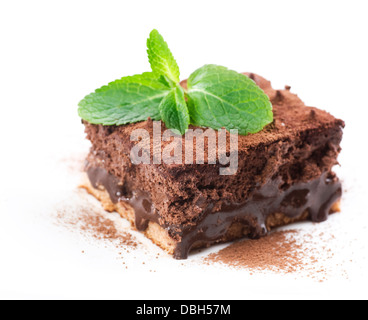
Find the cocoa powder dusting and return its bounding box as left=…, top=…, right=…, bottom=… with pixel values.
left=78, top=213, right=137, bottom=247
left=56, top=196, right=138, bottom=249
left=206, top=230, right=303, bottom=273
left=204, top=229, right=343, bottom=280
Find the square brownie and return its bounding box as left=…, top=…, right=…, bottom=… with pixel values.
left=81, top=73, right=344, bottom=259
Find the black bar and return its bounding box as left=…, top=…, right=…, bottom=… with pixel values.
left=123, top=301, right=239, bottom=318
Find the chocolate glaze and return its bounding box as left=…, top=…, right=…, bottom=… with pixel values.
left=87, top=167, right=342, bottom=259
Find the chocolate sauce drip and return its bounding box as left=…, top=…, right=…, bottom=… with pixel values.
left=87, top=167, right=159, bottom=230
left=173, top=174, right=341, bottom=259
left=87, top=167, right=341, bottom=260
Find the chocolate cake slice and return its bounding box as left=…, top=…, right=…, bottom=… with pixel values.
left=80, top=73, right=344, bottom=259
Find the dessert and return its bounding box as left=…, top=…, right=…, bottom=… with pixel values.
left=78, top=30, right=344, bottom=259
left=80, top=72, right=344, bottom=259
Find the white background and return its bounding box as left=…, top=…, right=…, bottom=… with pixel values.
left=1, top=0, right=368, bottom=300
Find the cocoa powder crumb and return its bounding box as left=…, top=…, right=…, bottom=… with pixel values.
left=79, top=213, right=136, bottom=247
left=205, top=230, right=303, bottom=273
left=56, top=202, right=139, bottom=249
left=204, top=229, right=346, bottom=281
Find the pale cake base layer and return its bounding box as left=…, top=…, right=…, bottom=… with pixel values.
left=80, top=174, right=341, bottom=256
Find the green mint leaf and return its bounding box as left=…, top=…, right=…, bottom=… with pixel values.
left=147, top=29, right=180, bottom=84
left=159, top=85, right=189, bottom=135
left=78, top=72, right=170, bottom=125
left=186, top=64, right=273, bottom=135
left=157, top=74, right=177, bottom=88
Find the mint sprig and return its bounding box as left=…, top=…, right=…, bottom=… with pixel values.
left=78, top=29, right=273, bottom=135
left=159, top=84, right=189, bottom=135
left=78, top=72, right=169, bottom=126
left=147, top=30, right=180, bottom=84
left=187, top=65, right=273, bottom=135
